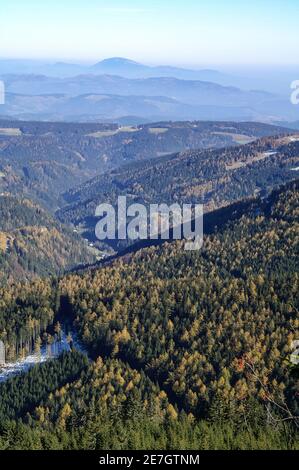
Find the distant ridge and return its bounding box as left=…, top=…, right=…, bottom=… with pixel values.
left=0, top=56, right=226, bottom=83
left=91, top=57, right=223, bottom=82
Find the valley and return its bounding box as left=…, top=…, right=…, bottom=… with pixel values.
left=0, top=178, right=298, bottom=449
left=0, top=117, right=298, bottom=450
left=58, top=133, right=299, bottom=251
left=1, top=0, right=298, bottom=455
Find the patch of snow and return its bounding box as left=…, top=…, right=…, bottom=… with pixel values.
left=0, top=330, right=87, bottom=383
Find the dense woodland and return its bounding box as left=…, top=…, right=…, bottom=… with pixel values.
left=0, top=195, right=95, bottom=284
left=0, top=277, right=57, bottom=359
left=0, top=181, right=298, bottom=449
left=0, top=119, right=298, bottom=450
left=59, top=182, right=299, bottom=415
left=0, top=352, right=296, bottom=450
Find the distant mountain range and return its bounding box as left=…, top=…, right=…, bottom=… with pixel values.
left=0, top=91, right=266, bottom=123
left=1, top=57, right=297, bottom=94
left=0, top=57, right=230, bottom=82
left=0, top=57, right=298, bottom=123
left=91, top=57, right=228, bottom=82
left=2, top=74, right=276, bottom=105
left=0, top=74, right=297, bottom=123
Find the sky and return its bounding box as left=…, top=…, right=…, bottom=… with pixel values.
left=1, top=0, right=299, bottom=66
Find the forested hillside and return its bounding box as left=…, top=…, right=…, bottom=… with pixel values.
left=0, top=120, right=290, bottom=209
left=0, top=181, right=297, bottom=449
left=58, top=134, right=299, bottom=250
left=0, top=195, right=95, bottom=284
left=59, top=181, right=299, bottom=415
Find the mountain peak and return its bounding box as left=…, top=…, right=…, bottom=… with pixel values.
left=93, top=57, right=142, bottom=68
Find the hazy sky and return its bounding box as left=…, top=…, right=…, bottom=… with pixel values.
left=1, top=0, right=299, bottom=66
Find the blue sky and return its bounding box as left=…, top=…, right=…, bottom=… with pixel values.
left=1, top=0, right=299, bottom=66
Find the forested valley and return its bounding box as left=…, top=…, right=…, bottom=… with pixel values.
left=1, top=0, right=299, bottom=455
left=0, top=180, right=298, bottom=449
left=58, top=134, right=299, bottom=251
